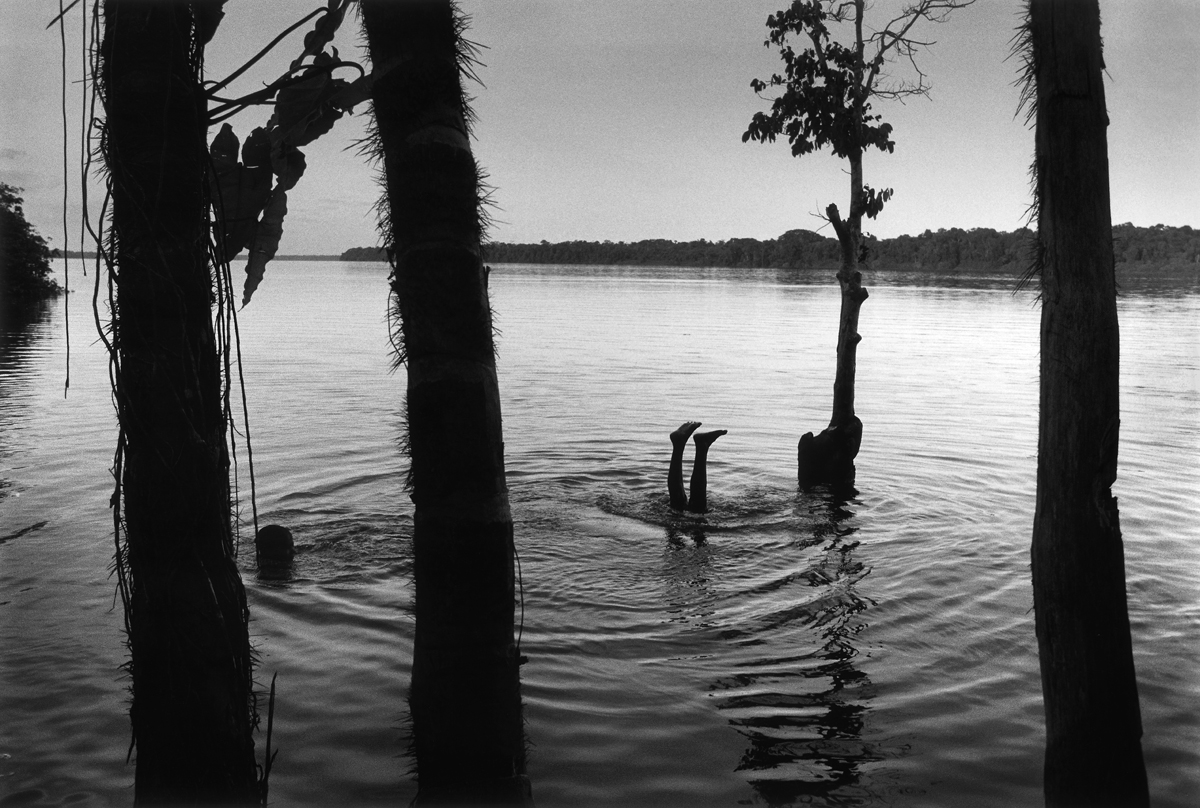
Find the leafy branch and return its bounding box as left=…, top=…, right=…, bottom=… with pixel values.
left=744, top=0, right=975, bottom=229
left=205, top=0, right=373, bottom=305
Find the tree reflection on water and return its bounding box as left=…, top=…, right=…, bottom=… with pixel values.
left=712, top=486, right=883, bottom=806
left=0, top=300, right=54, bottom=510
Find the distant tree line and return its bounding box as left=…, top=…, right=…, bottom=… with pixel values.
left=340, top=223, right=1198, bottom=271
left=340, top=245, right=392, bottom=262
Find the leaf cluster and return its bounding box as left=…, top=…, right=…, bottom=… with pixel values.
left=743, top=1, right=894, bottom=160
left=860, top=184, right=892, bottom=220
left=206, top=1, right=370, bottom=305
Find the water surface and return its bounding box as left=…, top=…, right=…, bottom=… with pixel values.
left=1, top=261, right=1197, bottom=806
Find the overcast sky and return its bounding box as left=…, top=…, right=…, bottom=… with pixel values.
left=1, top=1, right=1196, bottom=256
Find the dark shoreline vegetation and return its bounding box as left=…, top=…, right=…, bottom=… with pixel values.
left=1, top=182, right=62, bottom=311
left=61, top=223, right=1200, bottom=275
left=63, top=252, right=343, bottom=262
left=340, top=223, right=1200, bottom=272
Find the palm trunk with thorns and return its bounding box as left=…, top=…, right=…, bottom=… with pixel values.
left=360, top=2, right=530, bottom=803
left=100, top=3, right=259, bottom=803
left=1022, top=1, right=1148, bottom=805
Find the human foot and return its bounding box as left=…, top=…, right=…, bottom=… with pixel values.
left=692, top=429, right=727, bottom=451
left=671, top=421, right=702, bottom=447
left=668, top=421, right=702, bottom=510
left=687, top=430, right=727, bottom=514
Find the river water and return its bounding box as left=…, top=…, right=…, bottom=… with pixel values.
left=1, top=260, right=1198, bottom=807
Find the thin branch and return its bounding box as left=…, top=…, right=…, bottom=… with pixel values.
left=825, top=202, right=850, bottom=243
left=864, top=0, right=975, bottom=96
left=45, top=0, right=81, bottom=29
left=206, top=7, right=326, bottom=95
left=830, top=2, right=855, bottom=24
left=809, top=30, right=830, bottom=72
left=206, top=60, right=364, bottom=123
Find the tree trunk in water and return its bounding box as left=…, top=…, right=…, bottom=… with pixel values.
left=361, top=2, right=530, bottom=803
left=797, top=179, right=866, bottom=488
left=100, top=3, right=259, bottom=804
left=1028, top=2, right=1148, bottom=805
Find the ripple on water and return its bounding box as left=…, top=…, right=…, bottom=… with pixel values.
left=4, top=266, right=1198, bottom=807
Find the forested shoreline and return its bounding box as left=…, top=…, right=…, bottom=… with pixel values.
left=1, top=182, right=62, bottom=308
left=341, top=223, right=1200, bottom=271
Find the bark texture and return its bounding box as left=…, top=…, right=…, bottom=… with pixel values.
left=797, top=181, right=867, bottom=489
left=1027, top=1, right=1148, bottom=805
left=361, top=2, right=530, bottom=803
left=101, top=2, right=259, bottom=804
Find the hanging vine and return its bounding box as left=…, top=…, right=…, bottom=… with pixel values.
left=67, top=1, right=370, bottom=798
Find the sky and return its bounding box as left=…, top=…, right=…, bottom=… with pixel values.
left=1, top=1, right=1197, bottom=257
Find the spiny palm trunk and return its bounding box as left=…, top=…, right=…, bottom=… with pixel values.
left=101, top=3, right=259, bottom=803
left=1027, top=1, right=1148, bottom=805
left=361, top=2, right=529, bottom=802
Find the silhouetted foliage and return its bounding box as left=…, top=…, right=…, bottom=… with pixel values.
left=205, top=0, right=367, bottom=305
left=339, top=245, right=389, bottom=262
left=339, top=224, right=1198, bottom=273
left=474, top=228, right=1033, bottom=270
left=340, top=222, right=1200, bottom=272
left=0, top=182, right=63, bottom=305
left=1113, top=222, right=1200, bottom=267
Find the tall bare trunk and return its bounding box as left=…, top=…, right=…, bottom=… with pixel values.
left=100, top=3, right=259, bottom=803
left=800, top=170, right=866, bottom=487
left=830, top=5, right=870, bottom=432
left=1027, top=1, right=1148, bottom=805
left=361, top=2, right=530, bottom=803
left=827, top=152, right=868, bottom=430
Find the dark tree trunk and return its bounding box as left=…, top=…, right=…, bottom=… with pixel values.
left=101, top=3, right=259, bottom=804
left=1027, top=1, right=1148, bottom=805
left=797, top=165, right=867, bottom=489
left=361, top=2, right=530, bottom=803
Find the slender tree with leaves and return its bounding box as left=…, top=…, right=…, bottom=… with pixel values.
left=98, top=2, right=260, bottom=802
left=360, top=1, right=530, bottom=803
left=1017, top=1, right=1149, bottom=804
left=744, top=0, right=974, bottom=486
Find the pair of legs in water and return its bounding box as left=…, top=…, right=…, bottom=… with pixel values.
left=669, top=421, right=726, bottom=513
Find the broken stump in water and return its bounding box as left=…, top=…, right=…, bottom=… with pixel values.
left=798, top=416, right=862, bottom=489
